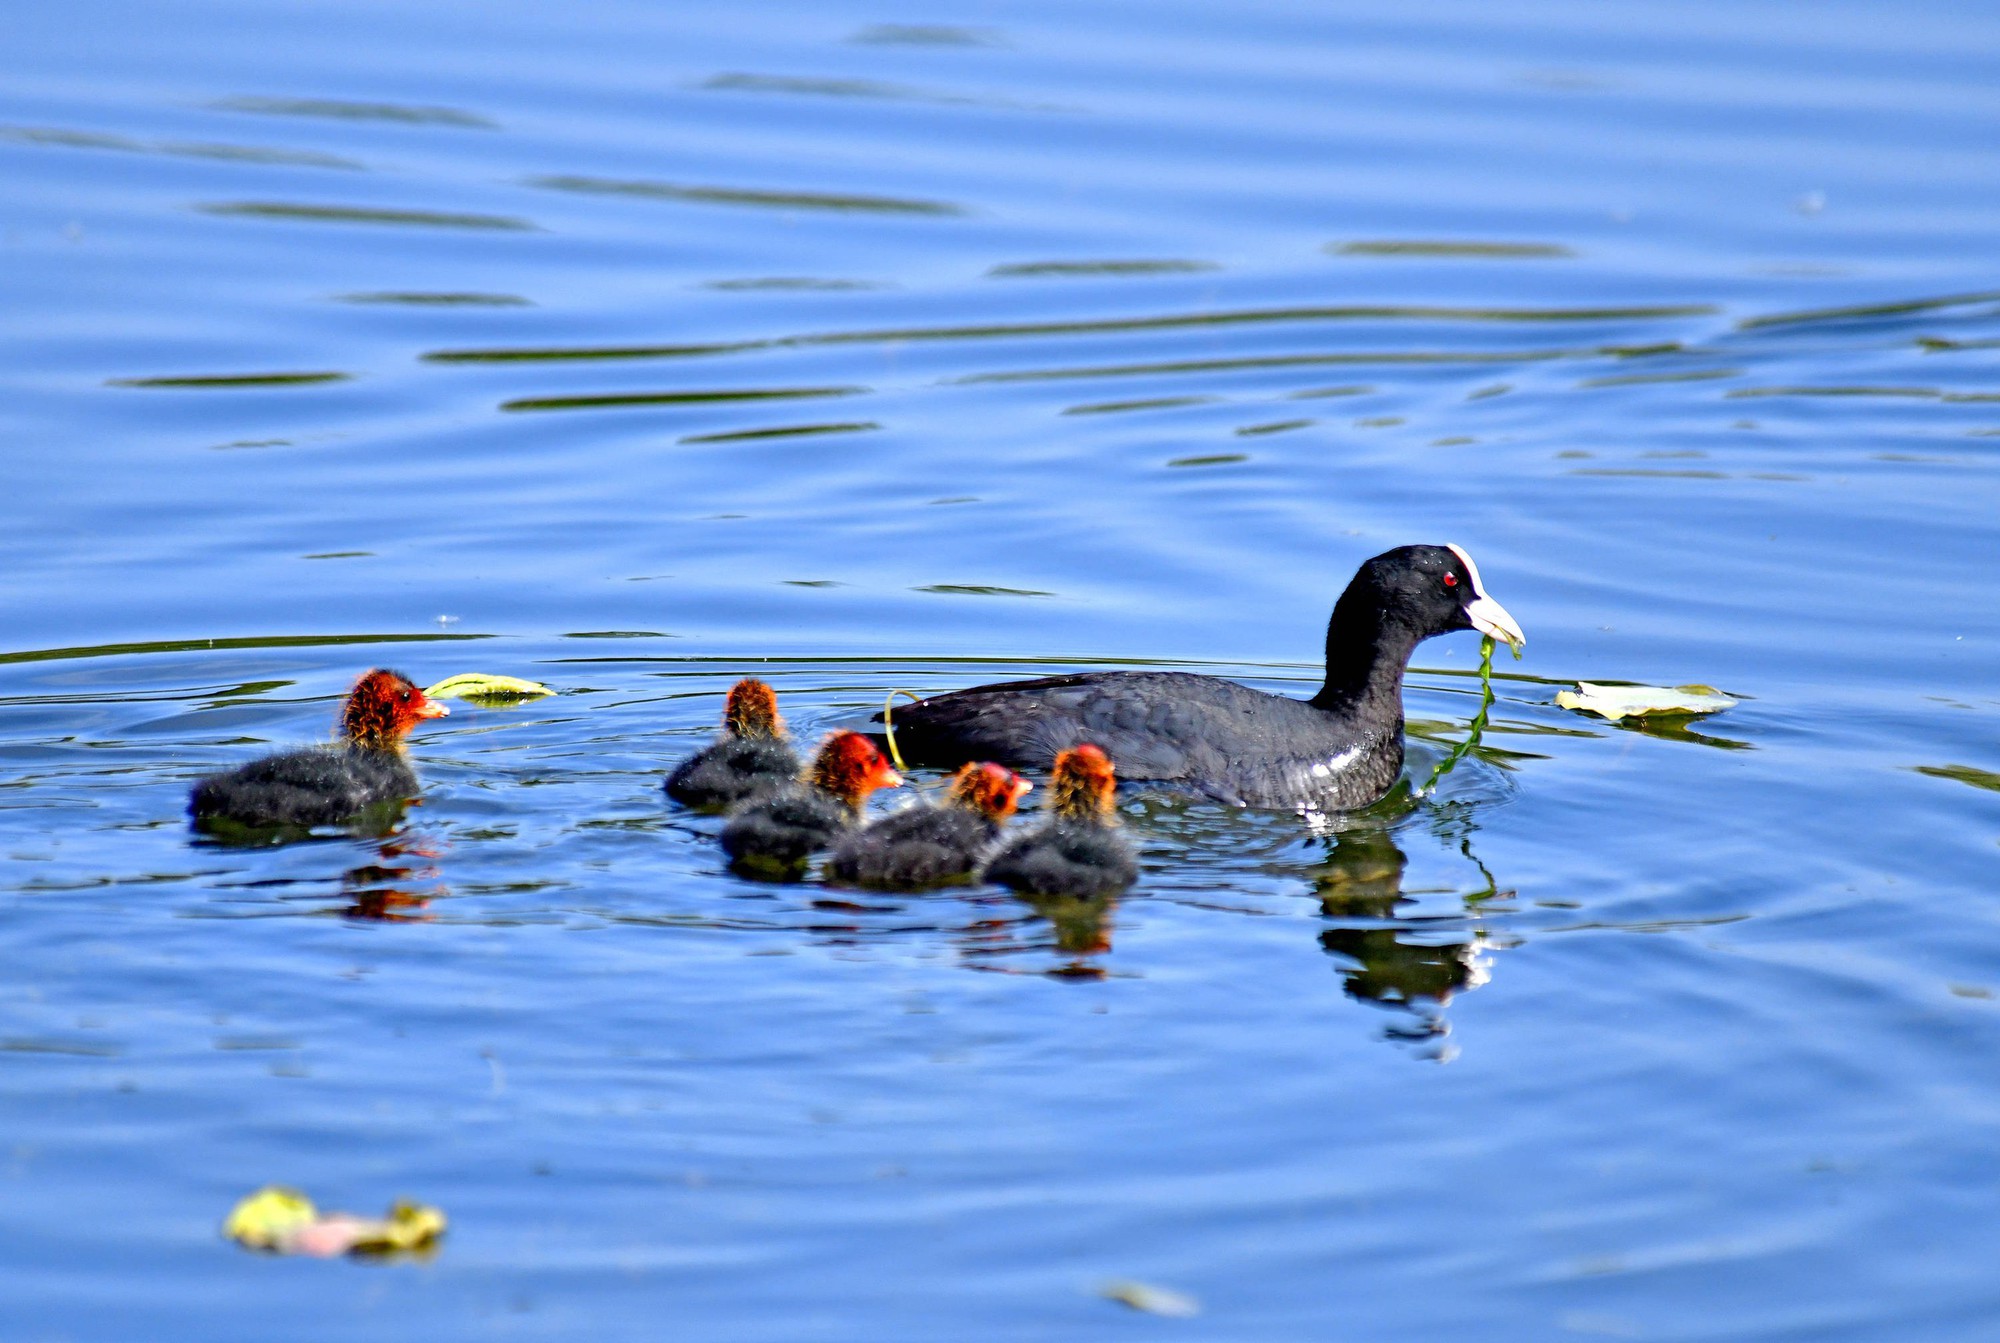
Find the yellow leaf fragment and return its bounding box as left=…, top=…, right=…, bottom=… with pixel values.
left=1555, top=682, right=1738, bottom=721
left=223, top=1185, right=318, bottom=1251
left=1099, top=1278, right=1202, bottom=1317
left=422, top=673, right=554, bottom=702
left=352, top=1200, right=449, bottom=1254
left=222, top=1187, right=448, bottom=1258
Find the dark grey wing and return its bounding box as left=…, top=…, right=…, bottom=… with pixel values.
left=873, top=674, right=1093, bottom=769
left=878, top=672, right=1280, bottom=780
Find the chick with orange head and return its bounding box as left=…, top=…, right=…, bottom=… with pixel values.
left=984, top=744, right=1138, bottom=898
left=189, top=669, right=448, bottom=836
left=720, top=731, right=902, bottom=876
left=825, top=760, right=1031, bottom=891
left=666, top=677, right=801, bottom=810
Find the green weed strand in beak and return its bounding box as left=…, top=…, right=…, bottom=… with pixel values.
left=1421, top=635, right=1496, bottom=797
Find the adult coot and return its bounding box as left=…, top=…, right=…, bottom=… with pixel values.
left=984, top=744, right=1138, bottom=898
left=188, top=669, right=448, bottom=834
left=664, top=677, right=800, bottom=809
left=876, top=544, right=1522, bottom=811
left=826, top=762, right=1031, bottom=891
left=719, top=731, right=902, bottom=875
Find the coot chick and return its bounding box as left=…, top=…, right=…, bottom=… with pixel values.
left=876, top=544, right=1523, bottom=812
left=984, top=744, right=1138, bottom=898
left=826, top=762, right=1031, bottom=891
left=664, top=677, right=800, bottom=809
left=719, top=731, right=902, bottom=875
left=189, top=669, right=448, bottom=834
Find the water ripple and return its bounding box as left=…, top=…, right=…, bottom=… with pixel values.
left=499, top=385, right=867, bottom=413
left=210, top=95, right=497, bottom=128
left=529, top=174, right=964, bottom=216
left=198, top=201, right=537, bottom=229
left=2, top=124, right=361, bottom=169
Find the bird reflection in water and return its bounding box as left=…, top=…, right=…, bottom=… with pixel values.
left=341, top=836, right=444, bottom=922
left=1014, top=890, right=1115, bottom=978
left=843, top=888, right=1117, bottom=979
left=1312, top=818, right=1505, bottom=1056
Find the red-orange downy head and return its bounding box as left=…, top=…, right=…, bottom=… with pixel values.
left=339, top=669, right=448, bottom=750
left=1050, top=744, right=1118, bottom=822
left=809, top=731, right=903, bottom=808
left=723, top=678, right=785, bottom=740
left=948, top=762, right=1032, bottom=822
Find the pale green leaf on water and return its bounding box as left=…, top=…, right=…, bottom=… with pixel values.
left=422, top=673, right=554, bottom=701
left=1100, top=1279, right=1201, bottom=1317
left=1555, top=682, right=1738, bottom=721
left=224, top=1185, right=448, bottom=1257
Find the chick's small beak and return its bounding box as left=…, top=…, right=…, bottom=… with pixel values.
left=1464, top=594, right=1525, bottom=649
left=415, top=697, right=450, bottom=719
left=879, top=767, right=904, bottom=789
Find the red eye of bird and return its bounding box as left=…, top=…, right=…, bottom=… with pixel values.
left=1443, top=573, right=1458, bottom=588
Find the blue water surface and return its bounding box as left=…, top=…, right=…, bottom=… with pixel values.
left=5, top=1, right=2000, bottom=1339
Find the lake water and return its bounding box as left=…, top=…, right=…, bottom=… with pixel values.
left=6, top=0, right=2000, bottom=1337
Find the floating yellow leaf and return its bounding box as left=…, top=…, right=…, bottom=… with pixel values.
left=422, top=672, right=554, bottom=701
left=1099, top=1278, right=1201, bottom=1317
left=223, top=1186, right=448, bottom=1258
left=223, top=1185, right=317, bottom=1250
left=1555, top=682, right=1737, bottom=721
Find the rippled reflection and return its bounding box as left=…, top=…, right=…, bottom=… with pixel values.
left=191, top=797, right=410, bottom=849
left=1311, top=821, right=1501, bottom=1058
left=786, top=877, right=1121, bottom=979
left=994, top=889, right=1117, bottom=980
left=340, top=838, right=443, bottom=922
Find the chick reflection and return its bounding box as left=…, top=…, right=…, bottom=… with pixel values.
left=340, top=838, right=442, bottom=922
left=1015, top=890, right=1116, bottom=977
left=1313, top=826, right=1492, bottom=1047
left=929, top=891, right=1118, bottom=978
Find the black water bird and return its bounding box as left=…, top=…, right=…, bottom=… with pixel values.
left=874, top=544, right=1523, bottom=811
